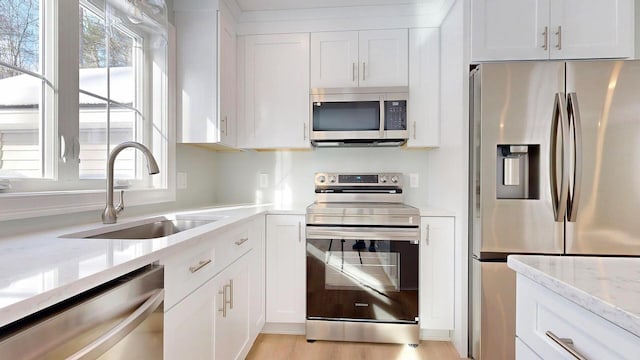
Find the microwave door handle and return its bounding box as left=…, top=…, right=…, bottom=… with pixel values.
left=380, top=97, right=385, bottom=137
left=67, top=289, right=164, bottom=360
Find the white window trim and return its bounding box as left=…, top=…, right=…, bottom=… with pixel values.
left=0, top=17, right=177, bottom=222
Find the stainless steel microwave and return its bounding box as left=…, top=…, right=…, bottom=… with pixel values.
left=310, top=87, right=409, bottom=147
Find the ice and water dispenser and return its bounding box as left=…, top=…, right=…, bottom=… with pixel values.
left=496, top=145, right=540, bottom=199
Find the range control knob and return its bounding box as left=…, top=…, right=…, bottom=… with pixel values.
left=380, top=175, right=388, bottom=184
left=317, top=175, right=326, bottom=184
left=329, top=175, right=337, bottom=184
left=391, top=176, right=399, bottom=184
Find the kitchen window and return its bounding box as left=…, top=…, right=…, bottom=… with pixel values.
left=0, top=0, right=174, bottom=220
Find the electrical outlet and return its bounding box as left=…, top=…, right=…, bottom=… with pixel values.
left=259, top=173, right=269, bottom=188
left=177, top=172, right=188, bottom=189
left=409, top=173, right=419, bottom=188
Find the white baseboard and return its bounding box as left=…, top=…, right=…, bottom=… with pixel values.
left=261, top=323, right=451, bottom=342
left=420, top=329, right=452, bottom=341
left=261, top=322, right=306, bottom=335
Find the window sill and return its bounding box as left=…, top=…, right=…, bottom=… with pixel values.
left=0, top=187, right=176, bottom=221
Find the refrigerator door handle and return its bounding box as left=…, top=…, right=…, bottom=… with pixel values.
left=567, top=92, right=582, bottom=222
left=550, top=93, right=570, bottom=222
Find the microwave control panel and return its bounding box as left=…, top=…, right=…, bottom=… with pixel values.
left=384, top=100, right=407, bottom=130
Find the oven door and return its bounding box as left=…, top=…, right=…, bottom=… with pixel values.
left=306, top=225, right=419, bottom=324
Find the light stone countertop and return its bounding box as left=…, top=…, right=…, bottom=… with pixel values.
left=508, top=255, right=640, bottom=338
left=0, top=204, right=274, bottom=328
left=0, top=202, right=454, bottom=329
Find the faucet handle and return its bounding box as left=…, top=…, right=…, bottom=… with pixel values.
left=116, top=190, right=125, bottom=214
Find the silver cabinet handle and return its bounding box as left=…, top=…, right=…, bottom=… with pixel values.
left=352, top=62, right=357, bottom=82
left=362, top=62, right=366, bottom=81
left=412, top=121, right=417, bottom=140
left=67, top=289, right=164, bottom=360
left=550, top=93, right=570, bottom=222
left=303, top=122, right=307, bottom=140
left=425, top=224, right=430, bottom=245
left=542, top=26, right=548, bottom=50
left=228, top=279, right=234, bottom=310
left=298, top=221, right=302, bottom=243
left=221, top=116, right=226, bottom=136
left=567, top=93, right=582, bottom=222
left=234, top=237, right=249, bottom=246
left=218, top=286, right=227, bottom=318
left=555, top=26, right=562, bottom=50
left=189, top=259, right=212, bottom=273
left=545, top=331, right=587, bottom=360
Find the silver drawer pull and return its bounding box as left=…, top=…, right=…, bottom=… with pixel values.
left=218, top=286, right=227, bottom=317
left=189, top=259, right=212, bottom=273
left=545, top=331, right=587, bottom=360
left=234, top=237, right=249, bottom=246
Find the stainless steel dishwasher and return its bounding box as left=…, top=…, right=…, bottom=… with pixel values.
left=0, top=265, right=164, bottom=359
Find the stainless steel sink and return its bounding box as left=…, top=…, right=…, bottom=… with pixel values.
left=85, top=219, right=215, bottom=239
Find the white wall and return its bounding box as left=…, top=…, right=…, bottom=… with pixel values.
left=212, top=147, right=434, bottom=208
left=636, top=0, right=640, bottom=58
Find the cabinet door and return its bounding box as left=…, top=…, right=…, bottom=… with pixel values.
left=164, top=274, right=216, bottom=360
left=265, top=215, right=306, bottom=323
left=215, top=253, right=252, bottom=360
left=407, top=28, right=440, bottom=148
left=358, top=29, right=408, bottom=87
left=249, top=216, right=266, bottom=338
left=310, top=31, right=359, bottom=88
left=419, top=217, right=455, bottom=330
left=175, top=9, right=219, bottom=143
left=471, top=0, right=550, bottom=61
left=241, top=34, right=310, bottom=149
left=549, top=0, right=633, bottom=59
left=218, top=7, right=237, bottom=146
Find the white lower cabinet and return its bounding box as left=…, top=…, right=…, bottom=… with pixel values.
left=165, top=252, right=252, bottom=360
left=164, top=273, right=217, bottom=359
left=164, top=216, right=265, bottom=359
left=214, top=253, right=252, bottom=360
left=419, top=216, right=455, bottom=331
left=249, top=216, right=266, bottom=336
left=265, top=214, right=306, bottom=324
left=516, top=274, right=640, bottom=359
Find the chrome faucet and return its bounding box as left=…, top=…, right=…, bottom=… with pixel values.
left=102, top=141, right=160, bottom=224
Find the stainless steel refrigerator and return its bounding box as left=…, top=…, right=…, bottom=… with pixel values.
left=468, top=61, right=640, bottom=360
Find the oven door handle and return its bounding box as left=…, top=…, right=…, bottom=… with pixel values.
left=306, top=226, right=419, bottom=242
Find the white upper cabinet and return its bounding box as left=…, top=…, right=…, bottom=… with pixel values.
left=472, top=0, right=634, bottom=61
left=175, top=2, right=236, bottom=146
left=359, top=29, right=408, bottom=87
left=218, top=9, right=237, bottom=145
left=310, top=29, right=408, bottom=88
left=310, top=32, right=359, bottom=88
left=548, top=0, right=634, bottom=59
left=238, top=33, right=310, bottom=149
left=407, top=28, right=440, bottom=148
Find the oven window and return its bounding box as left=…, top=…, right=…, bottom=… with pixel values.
left=325, top=247, right=400, bottom=292
left=312, top=101, right=380, bottom=131
left=307, top=238, right=418, bottom=323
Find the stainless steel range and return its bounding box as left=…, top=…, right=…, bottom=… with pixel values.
left=305, top=172, right=420, bottom=346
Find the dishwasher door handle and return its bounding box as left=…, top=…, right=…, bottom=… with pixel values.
left=67, top=288, right=165, bottom=360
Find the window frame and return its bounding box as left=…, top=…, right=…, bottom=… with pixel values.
left=0, top=1, right=175, bottom=221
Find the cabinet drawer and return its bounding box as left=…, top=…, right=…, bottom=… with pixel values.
left=163, top=241, right=218, bottom=310
left=516, top=337, right=540, bottom=360
left=516, top=274, right=640, bottom=360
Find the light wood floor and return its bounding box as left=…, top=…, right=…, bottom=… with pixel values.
left=246, top=334, right=463, bottom=360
